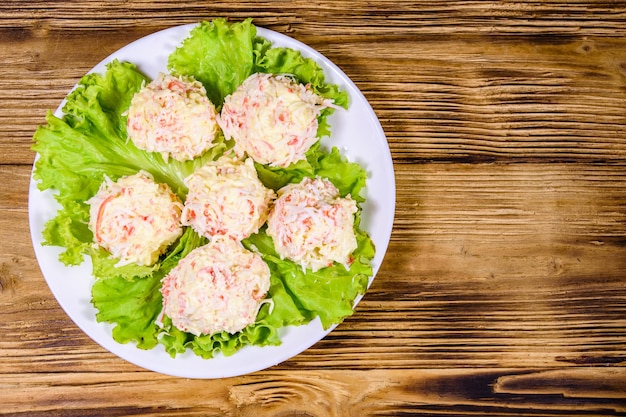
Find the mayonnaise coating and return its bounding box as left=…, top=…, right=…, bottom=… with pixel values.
left=87, top=171, right=184, bottom=267
left=266, top=177, right=358, bottom=272
left=126, top=73, right=218, bottom=162
left=160, top=237, right=271, bottom=336
left=181, top=155, right=275, bottom=241
left=218, top=72, right=334, bottom=168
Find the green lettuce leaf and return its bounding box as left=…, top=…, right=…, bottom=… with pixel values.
left=90, top=247, right=159, bottom=281
left=255, top=142, right=368, bottom=201
left=168, top=18, right=257, bottom=105
left=92, top=227, right=207, bottom=349
left=243, top=212, right=374, bottom=331
left=91, top=267, right=163, bottom=349
left=156, top=147, right=372, bottom=358
left=253, top=41, right=349, bottom=107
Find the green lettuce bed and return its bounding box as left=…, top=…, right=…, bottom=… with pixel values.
left=32, top=18, right=374, bottom=359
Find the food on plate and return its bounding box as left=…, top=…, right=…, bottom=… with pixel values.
left=266, top=176, right=358, bottom=272
left=33, top=18, right=374, bottom=361
left=86, top=171, right=184, bottom=267
left=126, top=73, right=219, bottom=162
left=181, top=155, right=275, bottom=240
left=218, top=72, right=336, bottom=168
left=159, top=236, right=271, bottom=336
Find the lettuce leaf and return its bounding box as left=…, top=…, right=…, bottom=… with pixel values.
left=92, top=227, right=207, bottom=349
left=33, top=18, right=374, bottom=360
left=168, top=18, right=257, bottom=105
left=91, top=266, right=163, bottom=349
left=255, top=142, right=368, bottom=202
left=156, top=142, right=373, bottom=357
left=252, top=36, right=349, bottom=108
left=244, top=223, right=374, bottom=330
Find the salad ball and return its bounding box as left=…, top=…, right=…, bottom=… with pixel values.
left=266, top=176, right=358, bottom=272
left=87, top=171, right=184, bottom=267
left=160, top=236, right=271, bottom=336
left=218, top=72, right=335, bottom=168
left=126, top=73, right=219, bottom=162
left=181, top=155, right=276, bottom=241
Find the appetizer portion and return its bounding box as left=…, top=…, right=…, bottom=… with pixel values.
left=181, top=155, right=275, bottom=241
left=160, top=237, right=271, bottom=336
left=126, top=73, right=219, bottom=162
left=218, top=72, right=335, bottom=168
left=267, top=177, right=358, bottom=272
left=33, top=18, right=372, bottom=361
left=86, top=172, right=184, bottom=267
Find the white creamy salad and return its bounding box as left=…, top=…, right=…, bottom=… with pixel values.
left=218, top=72, right=336, bottom=168
left=266, top=176, right=358, bottom=272
left=181, top=155, right=275, bottom=241
left=159, top=236, right=271, bottom=336
left=126, top=73, right=219, bottom=162
left=86, top=171, right=184, bottom=267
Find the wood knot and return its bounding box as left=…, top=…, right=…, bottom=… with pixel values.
left=578, top=40, right=595, bottom=54
left=549, top=257, right=564, bottom=276
left=0, top=258, right=20, bottom=294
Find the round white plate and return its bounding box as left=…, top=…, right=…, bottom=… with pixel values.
left=28, top=22, right=395, bottom=378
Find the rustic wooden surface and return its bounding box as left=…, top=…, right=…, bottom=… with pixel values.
left=2, top=1, right=626, bottom=415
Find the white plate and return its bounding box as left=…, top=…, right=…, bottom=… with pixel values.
left=28, top=22, right=395, bottom=378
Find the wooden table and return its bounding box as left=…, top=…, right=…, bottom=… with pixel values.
left=2, top=1, right=626, bottom=415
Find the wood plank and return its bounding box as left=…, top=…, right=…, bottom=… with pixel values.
left=0, top=369, right=623, bottom=416
left=348, top=37, right=626, bottom=163
left=1, top=1, right=625, bottom=37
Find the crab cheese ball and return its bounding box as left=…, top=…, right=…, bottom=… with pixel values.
left=126, top=73, right=218, bottom=162
left=266, top=177, right=358, bottom=272
left=160, top=237, right=271, bottom=336
left=181, top=155, right=275, bottom=241
left=218, top=72, right=335, bottom=168
left=86, top=172, right=184, bottom=267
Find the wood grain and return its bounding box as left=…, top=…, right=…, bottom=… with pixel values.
left=1, top=1, right=626, bottom=415
left=0, top=369, right=625, bottom=416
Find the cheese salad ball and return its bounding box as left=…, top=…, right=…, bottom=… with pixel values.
left=87, top=172, right=184, bottom=267
left=160, top=237, right=271, bottom=336
left=126, top=73, right=218, bottom=162
left=181, top=155, right=275, bottom=241
left=218, top=72, right=335, bottom=168
left=266, top=177, right=358, bottom=272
